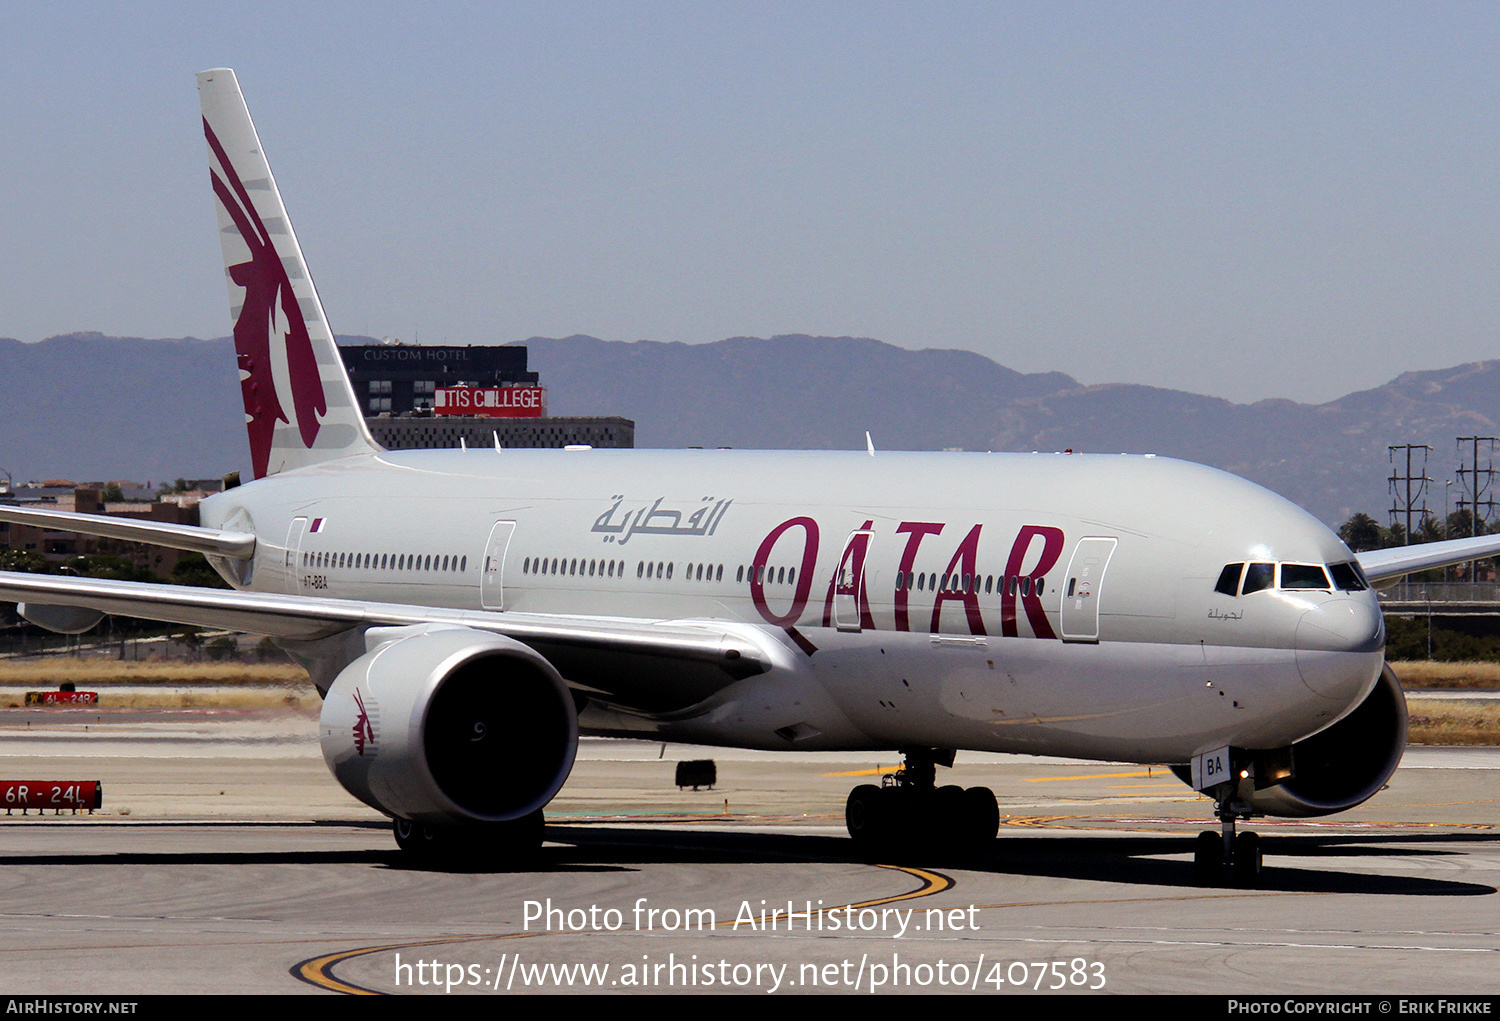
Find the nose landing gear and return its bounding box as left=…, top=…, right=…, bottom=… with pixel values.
left=1193, top=786, right=1262, bottom=886
left=845, top=747, right=999, bottom=853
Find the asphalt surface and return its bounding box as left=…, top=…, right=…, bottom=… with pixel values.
left=0, top=703, right=1496, bottom=996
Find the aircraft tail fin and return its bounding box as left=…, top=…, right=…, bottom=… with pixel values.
left=197, top=68, right=380, bottom=479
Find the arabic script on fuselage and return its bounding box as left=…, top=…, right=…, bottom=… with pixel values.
left=591, top=495, right=732, bottom=545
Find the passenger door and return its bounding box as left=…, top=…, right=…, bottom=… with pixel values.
left=284, top=517, right=307, bottom=595
left=480, top=521, right=516, bottom=610
left=1060, top=536, right=1117, bottom=642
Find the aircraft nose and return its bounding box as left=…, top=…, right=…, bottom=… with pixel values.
left=1295, top=596, right=1385, bottom=699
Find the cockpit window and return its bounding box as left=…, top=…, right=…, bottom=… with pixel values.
left=1241, top=562, right=1275, bottom=594
left=1223, top=560, right=1358, bottom=595
left=1280, top=563, right=1332, bottom=590
left=1328, top=561, right=1368, bottom=591
left=1214, top=563, right=1244, bottom=596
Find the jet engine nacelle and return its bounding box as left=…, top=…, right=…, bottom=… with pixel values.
left=319, top=625, right=578, bottom=825
left=1247, top=663, right=1408, bottom=817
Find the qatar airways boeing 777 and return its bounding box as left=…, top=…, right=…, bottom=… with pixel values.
left=3, top=70, right=1494, bottom=883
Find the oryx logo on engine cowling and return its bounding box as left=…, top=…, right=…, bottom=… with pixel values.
left=352, top=688, right=376, bottom=756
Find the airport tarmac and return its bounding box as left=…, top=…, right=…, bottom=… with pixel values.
left=0, top=704, right=1496, bottom=996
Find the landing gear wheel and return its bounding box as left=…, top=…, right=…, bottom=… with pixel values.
left=393, top=817, right=445, bottom=861
left=393, top=811, right=545, bottom=868
left=934, top=785, right=966, bottom=841
left=1195, top=768, right=1263, bottom=885
left=845, top=784, right=885, bottom=846
left=847, top=780, right=1000, bottom=853
left=1232, top=831, right=1262, bottom=887
left=1193, top=830, right=1221, bottom=885
left=961, top=786, right=999, bottom=847
left=844, top=749, right=1001, bottom=855
left=468, top=810, right=546, bottom=864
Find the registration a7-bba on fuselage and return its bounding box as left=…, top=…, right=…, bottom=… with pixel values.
left=3, top=69, right=1491, bottom=880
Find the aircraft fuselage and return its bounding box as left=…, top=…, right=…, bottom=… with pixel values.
left=201, top=446, right=1385, bottom=764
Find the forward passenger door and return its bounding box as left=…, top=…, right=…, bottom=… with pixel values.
left=1060, top=536, right=1117, bottom=643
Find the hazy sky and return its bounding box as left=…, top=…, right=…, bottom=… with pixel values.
left=3, top=2, right=1497, bottom=404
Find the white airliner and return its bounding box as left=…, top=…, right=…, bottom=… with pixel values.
left=3, top=69, right=1496, bottom=882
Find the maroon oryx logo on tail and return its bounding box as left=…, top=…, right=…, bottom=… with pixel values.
left=204, top=119, right=327, bottom=478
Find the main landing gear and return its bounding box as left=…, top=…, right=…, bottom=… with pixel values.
left=1193, top=787, right=1262, bottom=887
left=393, top=810, right=545, bottom=868
left=845, top=748, right=999, bottom=853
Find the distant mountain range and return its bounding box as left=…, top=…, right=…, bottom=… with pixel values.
left=2, top=330, right=1496, bottom=526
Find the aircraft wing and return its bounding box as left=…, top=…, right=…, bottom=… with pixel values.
left=0, top=570, right=774, bottom=709
left=0, top=505, right=255, bottom=559
left=1355, top=534, right=1500, bottom=585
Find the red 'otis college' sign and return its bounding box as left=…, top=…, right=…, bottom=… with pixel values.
left=434, top=386, right=547, bottom=418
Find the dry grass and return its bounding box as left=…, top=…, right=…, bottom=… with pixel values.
left=106, top=690, right=320, bottom=711
left=0, top=690, right=317, bottom=711
left=1397, top=661, right=1500, bottom=688
left=1, top=657, right=1494, bottom=744
left=1408, top=699, right=1500, bottom=746
left=1388, top=660, right=1500, bottom=689
left=0, top=658, right=316, bottom=711
left=16, top=657, right=1486, bottom=688
left=0, top=660, right=307, bottom=686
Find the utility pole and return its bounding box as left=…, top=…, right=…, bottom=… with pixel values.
left=1445, top=479, right=1454, bottom=583
left=1388, top=444, right=1433, bottom=547
left=1455, top=436, right=1499, bottom=581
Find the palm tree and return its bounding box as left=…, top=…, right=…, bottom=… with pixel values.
left=1338, top=512, right=1382, bottom=552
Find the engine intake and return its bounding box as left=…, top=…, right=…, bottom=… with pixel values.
left=320, top=626, right=577, bottom=824
left=1246, top=663, right=1408, bottom=817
